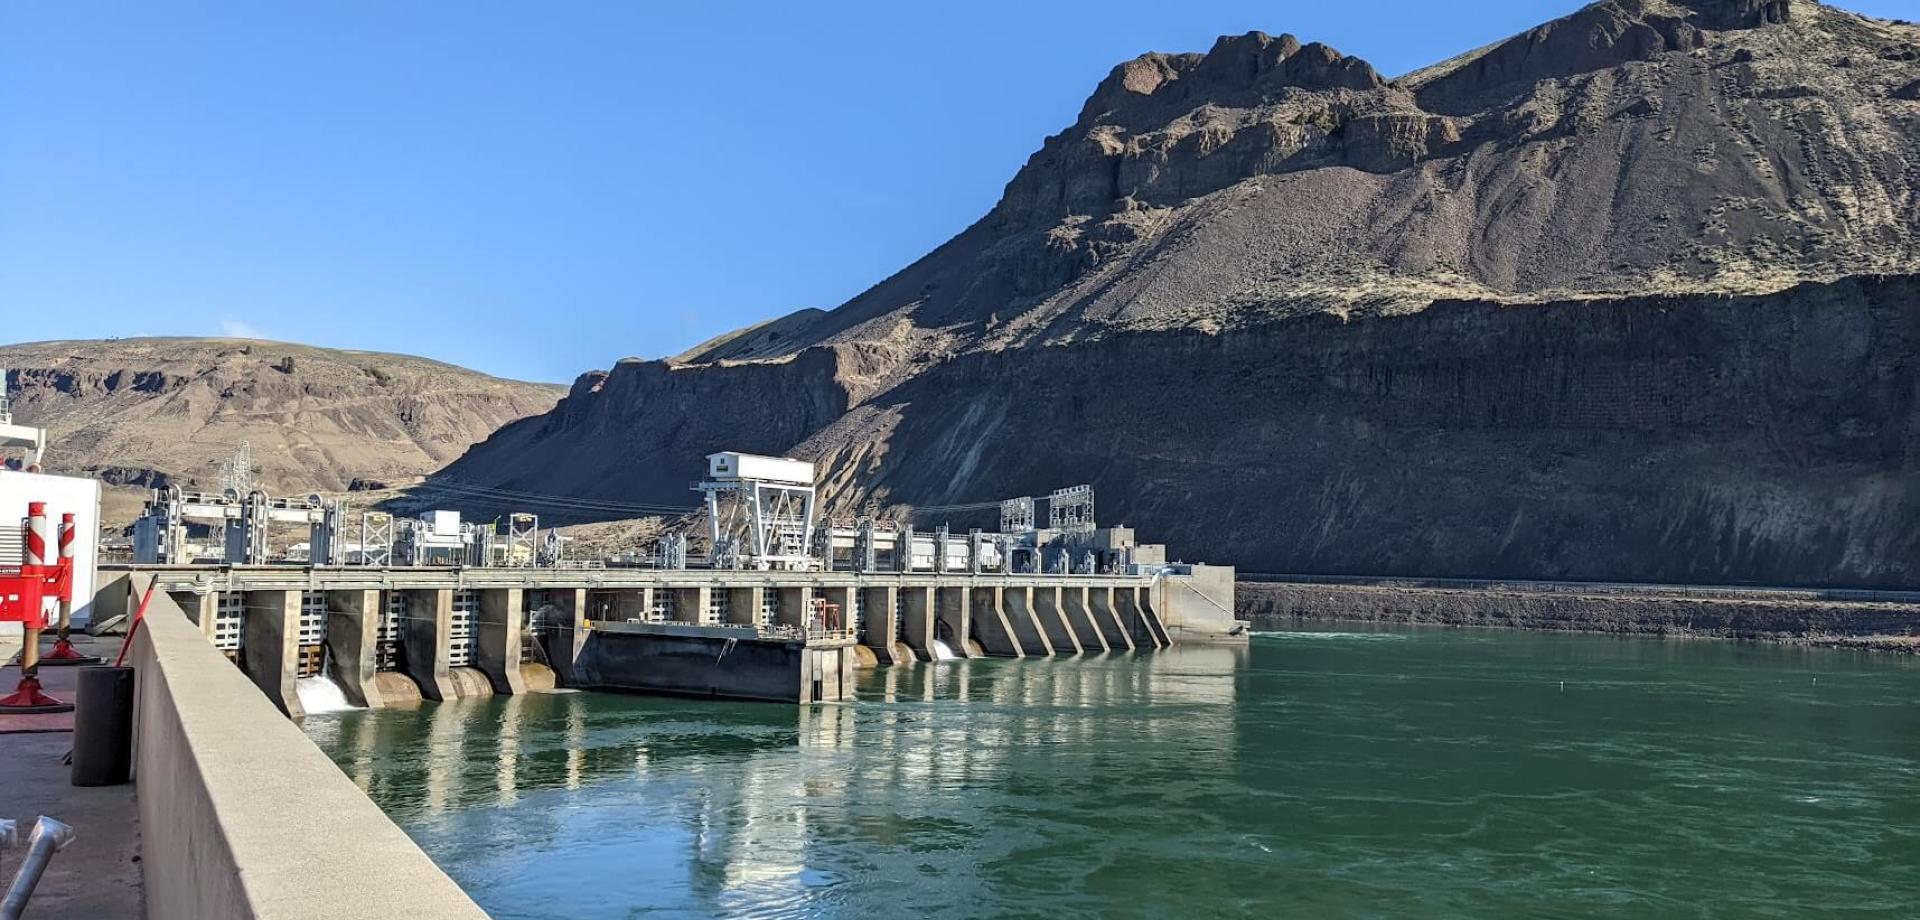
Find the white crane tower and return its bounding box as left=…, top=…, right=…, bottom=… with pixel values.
left=695, top=452, right=818, bottom=571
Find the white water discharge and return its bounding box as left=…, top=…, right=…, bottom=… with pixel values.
left=931, top=639, right=959, bottom=661
left=296, top=676, right=362, bottom=715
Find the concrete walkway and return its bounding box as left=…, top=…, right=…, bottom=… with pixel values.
left=1, top=634, right=145, bottom=918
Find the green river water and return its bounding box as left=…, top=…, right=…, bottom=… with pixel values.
left=303, top=625, right=1920, bottom=918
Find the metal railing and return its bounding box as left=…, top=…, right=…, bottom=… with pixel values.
left=2, top=816, right=76, bottom=920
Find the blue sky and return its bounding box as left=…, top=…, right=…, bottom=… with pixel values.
left=4, top=1, right=1912, bottom=382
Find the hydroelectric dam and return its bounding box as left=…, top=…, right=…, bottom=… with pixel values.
left=106, top=451, right=1242, bottom=715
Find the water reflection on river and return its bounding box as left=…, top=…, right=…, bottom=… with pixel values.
left=305, top=630, right=1920, bottom=918
left=306, top=645, right=1246, bottom=917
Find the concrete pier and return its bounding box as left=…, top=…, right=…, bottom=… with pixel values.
left=1062, top=586, right=1109, bottom=652
left=241, top=589, right=302, bottom=718
left=968, top=587, right=1022, bottom=657
left=325, top=588, right=382, bottom=707
left=402, top=588, right=457, bottom=702
left=1000, top=585, right=1054, bottom=656
left=724, top=585, right=763, bottom=627
left=475, top=587, right=526, bottom=695
left=543, top=587, right=589, bottom=686
left=1031, top=585, right=1083, bottom=654
left=1123, top=588, right=1170, bottom=648
left=1089, top=586, right=1135, bottom=651
left=671, top=585, right=709, bottom=626
left=774, top=585, right=809, bottom=629
left=858, top=585, right=906, bottom=664
left=123, top=578, right=489, bottom=919
left=901, top=586, right=935, bottom=660
left=935, top=586, right=981, bottom=658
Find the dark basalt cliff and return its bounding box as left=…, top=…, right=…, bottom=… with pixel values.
left=803, top=275, right=1920, bottom=588
left=436, top=0, right=1920, bottom=587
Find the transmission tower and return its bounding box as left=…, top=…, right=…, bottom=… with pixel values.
left=220, top=442, right=254, bottom=496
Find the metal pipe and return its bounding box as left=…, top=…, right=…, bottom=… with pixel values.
left=1, top=816, right=76, bottom=920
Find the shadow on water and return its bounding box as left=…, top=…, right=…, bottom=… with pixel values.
left=304, top=632, right=1920, bottom=919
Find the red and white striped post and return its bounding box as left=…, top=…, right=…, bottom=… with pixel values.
left=24, top=501, right=47, bottom=566
left=42, top=511, right=99, bottom=664
left=1, top=500, right=74, bottom=712
left=20, top=501, right=48, bottom=675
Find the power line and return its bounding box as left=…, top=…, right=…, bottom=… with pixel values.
left=401, top=478, right=700, bottom=518
left=908, top=500, right=1003, bottom=515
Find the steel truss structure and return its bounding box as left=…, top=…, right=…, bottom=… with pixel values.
left=696, top=481, right=818, bottom=571
left=1048, top=485, right=1095, bottom=534
left=999, top=496, right=1035, bottom=533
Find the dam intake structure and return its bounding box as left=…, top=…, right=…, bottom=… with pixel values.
left=108, top=452, right=1241, bottom=714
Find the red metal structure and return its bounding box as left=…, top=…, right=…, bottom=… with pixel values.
left=1, top=501, right=76, bottom=713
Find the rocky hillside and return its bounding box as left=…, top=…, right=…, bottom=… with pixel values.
left=2, top=338, right=562, bottom=499
left=436, top=0, right=1920, bottom=588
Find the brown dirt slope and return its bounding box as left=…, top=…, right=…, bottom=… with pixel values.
left=1, top=337, right=563, bottom=498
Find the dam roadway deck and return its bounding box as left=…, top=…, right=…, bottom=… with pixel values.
left=120, top=564, right=1170, bottom=593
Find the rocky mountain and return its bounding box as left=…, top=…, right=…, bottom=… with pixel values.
left=435, top=0, right=1920, bottom=588
left=1, top=338, right=563, bottom=504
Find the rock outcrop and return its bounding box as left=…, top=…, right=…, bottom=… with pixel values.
left=435, top=1, right=1920, bottom=588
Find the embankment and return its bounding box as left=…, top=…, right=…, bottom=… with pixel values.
left=1238, top=579, right=1920, bottom=653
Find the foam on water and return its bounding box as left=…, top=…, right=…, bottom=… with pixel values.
left=1251, top=630, right=1410, bottom=641
left=931, top=639, right=959, bottom=661
left=296, top=675, right=362, bottom=715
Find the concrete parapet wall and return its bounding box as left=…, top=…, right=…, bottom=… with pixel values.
left=127, top=575, right=488, bottom=920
